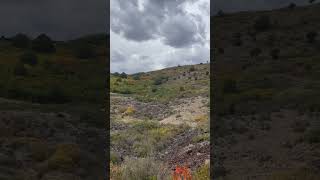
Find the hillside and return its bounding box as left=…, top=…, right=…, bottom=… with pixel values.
left=0, top=34, right=108, bottom=179
left=212, top=3, right=320, bottom=180
left=110, top=63, right=210, bottom=179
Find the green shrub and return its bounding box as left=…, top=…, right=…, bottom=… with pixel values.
left=194, top=164, right=210, bottom=180
left=120, top=72, right=127, bottom=79
left=189, top=66, right=196, bottom=72
left=48, top=143, right=80, bottom=171
left=153, top=76, right=168, bottom=85
left=120, top=157, right=169, bottom=180
left=20, top=51, right=38, bottom=66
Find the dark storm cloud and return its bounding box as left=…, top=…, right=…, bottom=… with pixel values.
left=111, top=0, right=206, bottom=48
left=0, top=0, right=109, bottom=40
left=211, top=0, right=311, bottom=15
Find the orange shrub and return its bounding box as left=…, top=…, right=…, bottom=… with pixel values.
left=173, top=166, right=192, bottom=180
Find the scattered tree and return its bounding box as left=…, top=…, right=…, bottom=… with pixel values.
left=32, top=34, right=55, bottom=53
left=120, top=72, right=127, bottom=79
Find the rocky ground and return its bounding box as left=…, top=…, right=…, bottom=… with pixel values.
left=110, top=64, right=210, bottom=179
left=0, top=99, right=106, bottom=180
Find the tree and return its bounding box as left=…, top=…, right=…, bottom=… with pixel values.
left=12, top=33, right=30, bottom=48
left=120, top=72, right=127, bottom=79
left=32, top=34, right=56, bottom=53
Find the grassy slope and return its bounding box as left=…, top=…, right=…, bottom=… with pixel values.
left=111, top=63, right=210, bottom=102
left=0, top=35, right=107, bottom=105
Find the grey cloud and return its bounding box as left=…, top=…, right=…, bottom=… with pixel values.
left=0, top=0, right=108, bottom=40
left=111, top=0, right=207, bottom=48
left=160, top=14, right=199, bottom=48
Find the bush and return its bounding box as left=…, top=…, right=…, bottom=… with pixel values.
left=120, top=157, right=169, bottom=180
left=306, top=31, right=318, bottom=43
left=120, top=72, right=127, bottom=79
left=20, top=51, right=38, bottom=66
left=153, top=76, right=168, bottom=85
left=194, top=164, right=210, bottom=180
left=180, top=87, right=185, bottom=91
left=13, top=63, right=28, bottom=76
left=270, top=48, right=280, bottom=60
left=254, top=15, right=271, bottom=32
left=48, top=144, right=80, bottom=171
left=11, top=33, right=30, bottom=48
left=189, top=66, right=196, bottom=72
left=32, top=34, right=55, bottom=53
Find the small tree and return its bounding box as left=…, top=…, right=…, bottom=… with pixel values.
left=12, top=33, right=30, bottom=48
left=20, top=51, right=38, bottom=66
left=120, top=72, right=127, bottom=79
left=189, top=66, right=196, bottom=72
left=32, top=34, right=56, bottom=53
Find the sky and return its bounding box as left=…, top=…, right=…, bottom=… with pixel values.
left=110, top=0, right=210, bottom=74
left=111, top=0, right=315, bottom=74
left=0, top=0, right=108, bottom=40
